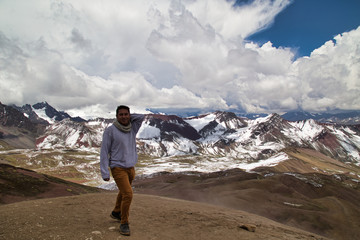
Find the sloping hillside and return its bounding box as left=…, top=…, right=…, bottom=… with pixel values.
left=0, top=163, right=104, bottom=204
left=0, top=193, right=327, bottom=240
left=133, top=155, right=360, bottom=240
left=0, top=163, right=327, bottom=240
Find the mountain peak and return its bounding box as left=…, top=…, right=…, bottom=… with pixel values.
left=33, top=101, right=49, bottom=108
left=17, top=102, right=86, bottom=124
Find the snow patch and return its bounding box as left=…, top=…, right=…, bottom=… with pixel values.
left=33, top=108, right=56, bottom=124
left=137, top=122, right=160, bottom=139
left=184, top=113, right=216, bottom=131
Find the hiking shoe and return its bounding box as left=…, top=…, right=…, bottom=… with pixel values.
left=120, top=223, right=130, bottom=236
left=110, top=211, right=121, bottom=221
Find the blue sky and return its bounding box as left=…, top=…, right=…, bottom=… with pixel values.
left=247, top=0, right=360, bottom=57
left=0, top=0, right=359, bottom=118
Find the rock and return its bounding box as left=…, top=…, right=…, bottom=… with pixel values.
left=108, top=226, right=117, bottom=231
left=239, top=224, right=256, bottom=232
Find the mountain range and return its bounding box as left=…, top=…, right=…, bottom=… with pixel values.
left=1, top=101, right=360, bottom=164
left=1, top=100, right=360, bottom=182
left=10, top=102, right=86, bottom=124
left=150, top=107, right=360, bottom=124
left=1, top=101, right=360, bottom=239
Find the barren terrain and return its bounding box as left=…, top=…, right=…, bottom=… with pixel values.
left=133, top=149, right=360, bottom=240
left=0, top=162, right=328, bottom=240
left=1, top=193, right=327, bottom=240
left=1, top=147, right=360, bottom=240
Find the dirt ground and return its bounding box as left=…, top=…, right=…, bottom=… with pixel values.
left=132, top=168, right=360, bottom=240
left=0, top=192, right=327, bottom=240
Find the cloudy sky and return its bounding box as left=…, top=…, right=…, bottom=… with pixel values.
left=0, top=0, right=359, bottom=119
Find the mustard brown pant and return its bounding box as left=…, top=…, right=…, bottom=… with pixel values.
left=111, top=167, right=135, bottom=224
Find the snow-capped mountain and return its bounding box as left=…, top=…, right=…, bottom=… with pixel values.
left=2, top=101, right=360, bottom=167
left=150, top=107, right=360, bottom=124
left=2, top=101, right=360, bottom=189
left=0, top=102, right=45, bottom=148
left=36, top=118, right=110, bottom=149
left=0, top=102, right=38, bottom=131
left=195, top=113, right=360, bottom=163
left=33, top=110, right=360, bottom=165
left=11, top=101, right=85, bottom=124
left=281, top=110, right=360, bottom=125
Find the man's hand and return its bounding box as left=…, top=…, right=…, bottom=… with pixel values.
left=103, top=178, right=110, bottom=181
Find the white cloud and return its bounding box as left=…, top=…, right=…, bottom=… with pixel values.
left=186, top=0, right=291, bottom=39
left=296, top=26, right=360, bottom=111
left=0, top=0, right=359, bottom=118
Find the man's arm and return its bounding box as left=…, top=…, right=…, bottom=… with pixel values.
left=131, top=114, right=145, bottom=132
left=100, top=128, right=111, bottom=181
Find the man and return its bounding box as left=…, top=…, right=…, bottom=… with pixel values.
left=100, top=105, right=145, bottom=236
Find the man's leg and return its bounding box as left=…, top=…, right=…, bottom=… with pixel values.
left=111, top=168, right=124, bottom=215
left=111, top=167, right=135, bottom=224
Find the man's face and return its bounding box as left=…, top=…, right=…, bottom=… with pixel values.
left=116, top=109, right=130, bottom=125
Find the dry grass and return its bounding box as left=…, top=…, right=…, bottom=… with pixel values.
left=280, top=148, right=360, bottom=179
left=0, top=148, right=101, bottom=185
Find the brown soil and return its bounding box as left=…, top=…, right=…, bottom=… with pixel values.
left=133, top=167, right=360, bottom=240
left=1, top=153, right=359, bottom=240
left=0, top=192, right=327, bottom=240
left=0, top=163, right=104, bottom=204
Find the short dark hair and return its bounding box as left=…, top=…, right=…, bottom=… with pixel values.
left=116, top=105, right=130, bottom=115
